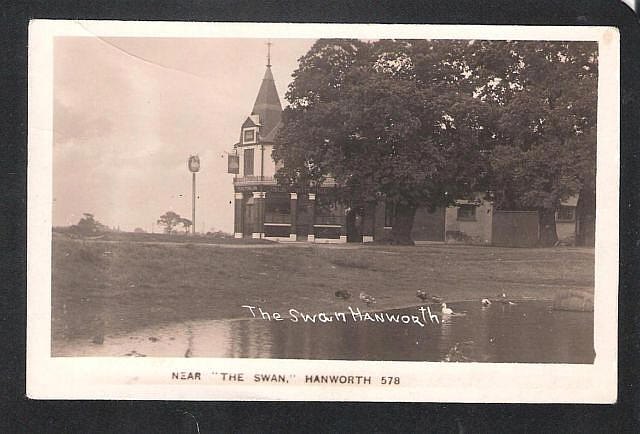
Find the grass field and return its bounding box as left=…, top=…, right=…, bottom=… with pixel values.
left=51, top=236, right=594, bottom=345
left=52, top=229, right=275, bottom=245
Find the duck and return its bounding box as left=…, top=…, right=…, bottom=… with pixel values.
left=335, top=290, right=352, bottom=300
left=495, top=292, right=516, bottom=305
left=481, top=298, right=492, bottom=307
left=359, top=292, right=376, bottom=306
left=416, top=289, right=430, bottom=301
left=430, top=295, right=444, bottom=304
left=441, top=303, right=454, bottom=315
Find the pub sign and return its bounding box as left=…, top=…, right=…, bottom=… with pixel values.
left=228, top=154, right=240, bottom=174
left=188, top=155, right=200, bottom=172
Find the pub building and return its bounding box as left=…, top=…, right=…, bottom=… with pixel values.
left=229, top=50, right=348, bottom=243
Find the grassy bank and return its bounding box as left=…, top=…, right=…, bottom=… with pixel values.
left=52, top=229, right=275, bottom=245
left=51, top=238, right=594, bottom=343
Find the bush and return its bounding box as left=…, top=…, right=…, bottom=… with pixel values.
left=206, top=230, right=232, bottom=239
left=70, top=213, right=110, bottom=236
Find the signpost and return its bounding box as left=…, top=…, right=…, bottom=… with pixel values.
left=188, top=155, right=200, bottom=235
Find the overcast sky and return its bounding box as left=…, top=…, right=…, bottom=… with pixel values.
left=53, top=37, right=315, bottom=233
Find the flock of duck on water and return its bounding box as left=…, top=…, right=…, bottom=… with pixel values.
left=334, top=289, right=517, bottom=315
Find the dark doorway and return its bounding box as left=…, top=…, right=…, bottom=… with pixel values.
left=294, top=198, right=310, bottom=241
left=243, top=201, right=253, bottom=237
left=346, top=207, right=363, bottom=242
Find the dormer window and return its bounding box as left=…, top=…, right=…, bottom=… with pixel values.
left=244, top=129, right=255, bottom=143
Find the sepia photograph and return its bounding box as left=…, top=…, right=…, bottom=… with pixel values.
left=27, top=21, right=619, bottom=402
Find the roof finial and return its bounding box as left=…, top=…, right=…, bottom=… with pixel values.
left=266, top=40, right=272, bottom=68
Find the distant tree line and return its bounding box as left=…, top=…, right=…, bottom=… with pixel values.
left=53, top=213, right=110, bottom=236
left=53, top=211, right=233, bottom=238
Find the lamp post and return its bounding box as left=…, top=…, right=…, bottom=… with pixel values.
left=188, top=155, right=200, bottom=235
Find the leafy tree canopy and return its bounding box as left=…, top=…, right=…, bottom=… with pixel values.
left=157, top=211, right=191, bottom=234
left=470, top=41, right=598, bottom=245
left=179, top=217, right=192, bottom=234
left=273, top=39, right=598, bottom=245
left=73, top=213, right=109, bottom=236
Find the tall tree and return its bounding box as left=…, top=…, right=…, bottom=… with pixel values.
left=157, top=211, right=182, bottom=234
left=274, top=39, right=597, bottom=246
left=273, top=39, right=488, bottom=244
left=469, top=41, right=598, bottom=245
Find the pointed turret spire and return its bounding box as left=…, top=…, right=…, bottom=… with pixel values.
left=250, top=42, right=282, bottom=142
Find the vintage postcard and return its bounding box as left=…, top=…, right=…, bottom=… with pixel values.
left=27, top=21, right=619, bottom=402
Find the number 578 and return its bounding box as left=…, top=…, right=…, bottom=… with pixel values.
left=380, top=377, right=400, bottom=385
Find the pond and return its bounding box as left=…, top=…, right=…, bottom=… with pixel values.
left=54, top=300, right=595, bottom=362
left=188, top=300, right=594, bottom=363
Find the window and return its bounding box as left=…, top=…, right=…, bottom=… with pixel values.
left=384, top=202, right=395, bottom=227
left=244, top=129, right=255, bottom=143
left=557, top=205, right=575, bottom=222
left=243, top=148, right=254, bottom=176
left=316, top=195, right=339, bottom=216
left=265, top=193, right=291, bottom=224
left=457, top=204, right=476, bottom=221
left=315, top=195, right=341, bottom=225
left=265, top=193, right=291, bottom=215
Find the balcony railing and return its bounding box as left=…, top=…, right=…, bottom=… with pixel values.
left=233, top=176, right=339, bottom=187
left=233, top=176, right=277, bottom=185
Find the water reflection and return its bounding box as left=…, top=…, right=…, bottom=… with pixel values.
left=194, top=301, right=594, bottom=363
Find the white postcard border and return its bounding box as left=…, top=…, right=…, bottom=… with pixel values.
left=27, top=20, right=619, bottom=402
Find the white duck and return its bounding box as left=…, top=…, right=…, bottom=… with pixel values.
left=441, top=303, right=454, bottom=315
left=481, top=298, right=492, bottom=307
left=359, top=292, right=376, bottom=306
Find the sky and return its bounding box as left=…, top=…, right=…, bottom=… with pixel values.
left=53, top=37, right=315, bottom=233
